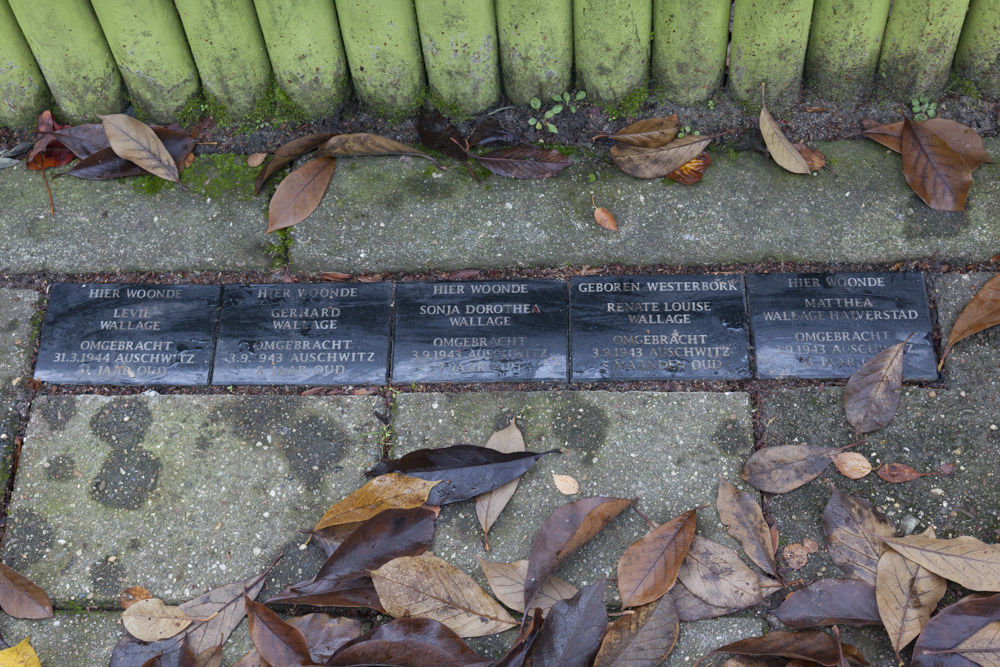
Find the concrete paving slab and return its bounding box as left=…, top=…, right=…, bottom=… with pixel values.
left=0, top=611, right=253, bottom=667
left=0, top=288, right=38, bottom=382
left=0, top=156, right=279, bottom=273
left=290, top=140, right=1000, bottom=273
left=759, top=386, right=1000, bottom=666
left=393, top=390, right=762, bottom=662
left=1, top=395, right=382, bottom=607
left=932, top=271, right=1000, bottom=389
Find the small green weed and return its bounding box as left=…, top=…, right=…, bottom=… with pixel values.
left=675, top=124, right=701, bottom=138
left=528, top=91, right=586, bottom=134
left=707, top=99, right=716, bottom=111
left=911, top=94, right=938, bottom=121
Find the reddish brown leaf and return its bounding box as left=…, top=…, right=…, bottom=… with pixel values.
left=254, top=133, right=335, bottom=194
left=877, top=463, right=940, bottom=484
left=774, top=579, right=881, bottom=628
left=27, top=110, right=74, bottom=170
left=416, top=107, right=467, bottom=160
left=832, top=452, right=873, bottom=480
left=267, top=156, right=337, bottom=233
left=701, top=630, right=864, bottom=667
left=0, top=562, right=52, bottom=619
left=741, top=444, right=851, bottom=494
left=941, top=274, right=1000, bottom=368
left=448, top=269, right=481, bottom=280
left=524, top=497, right=631, bottom=613
left=473, top=146, right=572, bottom=179
left=319, top=272, right=351, bottom=281
left=901, top=119, right=973, bottom=211
left=46, top=123, right=106, bottom=160
left=245, top=596, right=315, bottom=666
left=119, top=585, right=154, bottom=610
left=617, top=508, right=698, bottom=608
left=843, top=340, right=907, bottom=434
left=783, top=539, right=819, bottom=570
left=590, top=195, right=617, bottom=231
left=794, top=144, right=826, bottom=171
left=594, top=114, right=679, bottom=147
left=593, top=594, right=679, bottom=667
left=328, top=617, right=488, bottom=667
left=863, top=118, right=992, bottom=170
left=665, top=151, right=712, bottom=184
left=316, top=133, right=442, bottom=168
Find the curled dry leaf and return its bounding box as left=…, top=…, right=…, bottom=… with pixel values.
left=476, top=418, right=526, bottom=544
left=617, top=508, right=698, bottom=608
left=0, top=638, right=42, bottom=667
left=316, top=132, right=442, bottom=168
left=371, top=553, right=517, bottom=637
left=122, top=598, right=194, bottom=642
left=783, top=539, right=819, bottom=570
left=759, top=85, right=810, bottom=175
left=524, top=497, right=632, bottom=613
left=367, top=444, right=558, bottom=506
left=877, top=462, right=940, bottom=484
left=863, top=118, right=992, bottom=170
left=593, top=114, right=679, bottom=147
left=0, top=561, right=53, bottom=619
left=472, top=146, right=572, bottom=179
left=479, top=559, right=577, bottom=615
left=314, top=472, right=440, bottom=531
left=665, top=151, right=712, bottom=184
left=553, top=473, right=580, bottom=495
left=267, top=156, right=337, bottom=233
left=843, top=340, right=907, bottom=434
left=912, top=592, right=1000, bottom=667
left=593, top=594, right=680, bottom=667
left=879, top=533, right=1000, bottom=592
left=832, top=452, right=873, bottom=480
left=524, top=579, right=608, bottom=667
left=254, top=132, right=335, bottom=194
left=717, top=481, right=780, bottom=578
left=326, top=617, right=488, bottom=667
left=823, top=489, right=895, bottom=585
left=678, top=536, right=778, bottom=611
left=99, top=114, right=179, bottom=182
left=774, top=579, right=881, bottom=628
left=741, top=444, right=856, bottom=494
left=319, top=271, right=351, bottom=282
left=901, top=118, right=973, bottom=212
left=876, top=527, right=947, bottom=659
left=611, top=135, right=713, bottom=179
left=592, top=195, right=618, bottom=231
left=941, top=273, right=1000, bottom=369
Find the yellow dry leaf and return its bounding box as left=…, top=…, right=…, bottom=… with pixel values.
left=0, top=637, right=42, bottom=667
left=315, top=473, right=440, bottom=531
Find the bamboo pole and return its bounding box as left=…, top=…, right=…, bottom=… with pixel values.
left=495, top=0, right=573, bottom=104
left=953, top=0, right=1000, bottom=100
left=574, top=0, right=652, bottom=105
left=805, top=0, right=891, bottom=100
left=0, top=0, right=50, bottom=127
left=652, top=0, right=730, bottom=105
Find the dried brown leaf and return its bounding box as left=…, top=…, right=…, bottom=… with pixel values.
left=594, top=206, right=618, bottom=231
left=472, top=146, right=572, bottom=179
left=877, top=527, right=946, bottom=658
left=794, top=144, right=826, bottom=171
left=665, top=151, right=712, bottom=184
left=774, top=579, right=881, bottom=628
left=843, top=341, right=907, bottom=434
left=314, top=472, right=440, bottom=531
left=122, top=598, right=193, bottom=642
left=832, top=452, right=873, bottom=480
left=863, top=118, right=992, bottom=170
left=593, top=114, right=679, bottom=147
left=880, top=533, right=1000, bottom=591
left=245, top=596, right=314, bottom=666
left=717, top=481, right=779, bottom=578
left=0, top=562, right=52, bottom=619
left=941, top=274, right=1000, bottom=369
left=617, top=508, right=698, bottom=608
left=371, top=553, right=517, bottom=637
left=741, top=444, right=841, bottom=494
left=877, top=463, right=939, bottom=484
left=678, top=536, right=777, bottom=611
left=266, top=156, right=336, bottom=233
left=246, top=153, right=267, bottom=168
left=119, top=585, right=154, bottom=610
left=99, top=114, right=179, bottom=182
left=783, top=539, right=819, bottom=570
left=901, top=119, right=973, bottom=211
left=823, top=489, right=896, bottom=585
left=316, top=133, right=442, bottom=168
left=610, top=135, right=713, bottom=179
left=254, top=132, right=334, bottom=194
left=593, top=594, right=680, bottom=667
left=912, top=593, right=1000, bottom=667
left=479, top=559, right=577, bottom=615
left=475, top=418, right=526, bottom=543
left=759, top=87, right=810, bottom=175
left=523, top=580, right=608, bottom=667
left=553, top=474, right=580, bottom=495
left=702, top=630, right=861, bottom=666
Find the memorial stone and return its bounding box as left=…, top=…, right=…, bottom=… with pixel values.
left=34, top=284, right=220, bottom=385
left=392, top=280, right=568, bottom=383
left=212, top=283, right=393, bottom=385
left=570, top=275, right=750, bottom=381
left=748, top=272, right=936, bottom=380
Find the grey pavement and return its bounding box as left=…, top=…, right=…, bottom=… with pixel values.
left=932, top=271, right=1000, bottom=388
left=1, top=395, right=382, bottom=607
left=0, top=141, right=997, bottom=275
left=0, top=288, right=38, bottom=490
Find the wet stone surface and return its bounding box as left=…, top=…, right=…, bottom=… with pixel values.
left=748, top=272, right=936, bottom=380
left=213, top=283, right=393, bottom=386
left=0, top=288, right=38, bottom=383
left=0, top=611, right=254, bottom=667
left=392, top=280, right=569, bottom=384
left=35, top=284, right=220, bottom=385
left=1, top=395, right=381, bottom=607
left=932, top=271, right=1000, bottom=389
left=393, top=390, right=762, bottom=662
left=570, top=275, right=750, bottom=381
left=759, top=385, right=1000, bottom=666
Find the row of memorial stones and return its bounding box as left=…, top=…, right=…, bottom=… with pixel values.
left=33, top=272, right=938, bottom=386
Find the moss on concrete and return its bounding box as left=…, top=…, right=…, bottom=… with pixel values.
left=179, top=154, right=257, bottom=201
left=603, top=85, right=649, bottom=119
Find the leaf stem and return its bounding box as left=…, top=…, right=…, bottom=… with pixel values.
left=41, top=168, right=54, bottom=216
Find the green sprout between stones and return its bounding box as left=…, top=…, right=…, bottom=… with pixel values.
left=911, top=95, right=938, bottom=121
left=528, top=91, right=587, bottom=134
left=675, top=124, right=701, bottom=138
